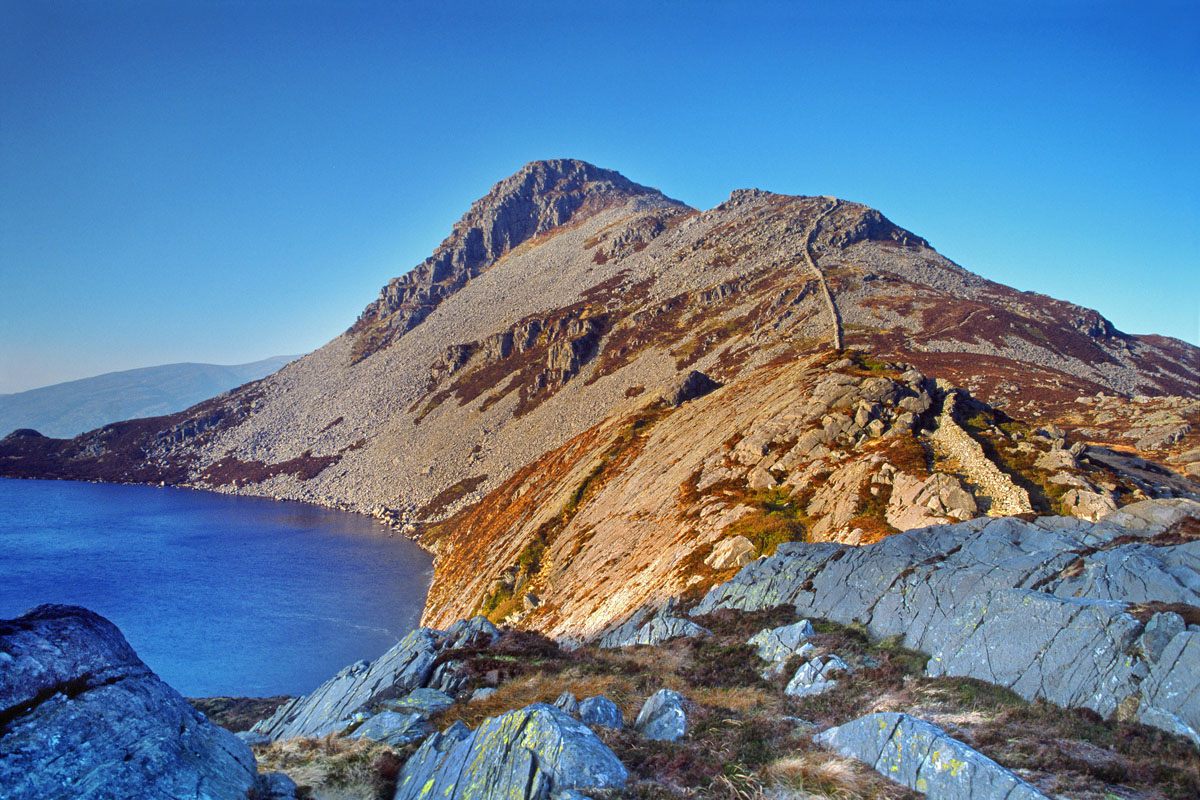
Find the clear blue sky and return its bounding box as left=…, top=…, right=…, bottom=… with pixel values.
left=2, top=1, right=1196, bottom=394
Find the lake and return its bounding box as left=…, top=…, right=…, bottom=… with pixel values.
left=0, top=478, right=433, bottom=698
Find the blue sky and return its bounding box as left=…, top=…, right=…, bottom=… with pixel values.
left=1, top=1, right=1196, bottom=394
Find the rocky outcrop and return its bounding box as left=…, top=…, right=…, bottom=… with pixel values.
left=253, top=616, right=499, bottom=741
left=601, top=615, right=711, bottom=648
left=696, top=499, right=1200, bottom=742
left=392, top=703, right=628, bottom=800
left=0, top=605, right=283, bottom=800
left=815, top=712, right=1051, bottom=799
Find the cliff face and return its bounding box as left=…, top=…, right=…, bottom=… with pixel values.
left=2, top=159, right=1197, bottom=640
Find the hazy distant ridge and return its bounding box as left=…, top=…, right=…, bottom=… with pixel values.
left=0, top=356, right=298, bottom=439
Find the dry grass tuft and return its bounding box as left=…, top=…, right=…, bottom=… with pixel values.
left=764, top=752, right=906, bottom=799
left=255, top=735, right=410, bottom=800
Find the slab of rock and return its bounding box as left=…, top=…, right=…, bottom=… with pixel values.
left=385, top=687, right=455, bottom=718
left=348, top=710, right=431, bottom=746
left=816, top=712, right=1050, bottom=799
left=604, top=615, right=711, bottom=648
left=1138, top=630, right=1200, bottom=747
left=393, top=703, right=627, bottom=800
left=693, top=500, right=1200, bottom=742
left=635, top=689, right=687, bottom=741
left=253, top=627, right=440, bottom=740
left=579, top=695, right=624, bottom=729
left=253, top=617, right=499, bottom=740
left=0, top=605, right=264, bottom=800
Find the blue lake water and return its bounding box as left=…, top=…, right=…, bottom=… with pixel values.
left=0, top=478, right=433, bottom=698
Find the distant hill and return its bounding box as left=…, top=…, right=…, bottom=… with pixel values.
left=0, top=356, right=299, bottom=438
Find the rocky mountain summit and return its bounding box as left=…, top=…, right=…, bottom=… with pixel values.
left=1, top=158, right=1197, bottom=645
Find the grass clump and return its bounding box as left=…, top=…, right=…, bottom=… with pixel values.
left=254, top=735, right=412, bottom=800
left=726, top=487, right=808, bottom=557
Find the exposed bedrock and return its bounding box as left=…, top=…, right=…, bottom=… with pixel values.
left=252, top=615, right=500, bottom=741
left=694, top=498, right=1200, bottom=745
left=0, top=604, right=291, bottom=800
left=816, top=712, right=1051, bottom=799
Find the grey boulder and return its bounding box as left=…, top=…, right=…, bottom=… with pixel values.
left=0, top=604, right=262, bottom=800
left=578, top=695, right=624, bottom=729
left=816, top=712, right=1050, bottom=799
left=393, top=703, right=627, bottom=800
left=634, top=689, right=687, bottom=741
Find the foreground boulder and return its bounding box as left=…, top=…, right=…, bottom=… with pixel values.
left=816, top=712, right=1050, bottom=799
left=696, top=499, right=1200, bottom=744
left=253, top=615, right=498, bottom=740
left=634, top=689, right=688, bottom=741
left=393, top=703, right=627, bottom=800
left=0, top=604, right=269, bottom=800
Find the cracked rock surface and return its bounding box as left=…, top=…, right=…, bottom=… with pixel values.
left=695, top=498, right=1200, bottom=743
left=815, top=712, right=1051, bottom=799
left=392, top=702, right=627, bottom=800
left=252, top=615, right=499, bottom=741
left=0, top=605, right=265, bottom=800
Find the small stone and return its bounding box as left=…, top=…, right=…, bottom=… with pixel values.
left=470, top=687, right=497, bottom=703
left=634, top=689, right=687, bottom=741
left=578, top=696, right=624, bottom=729
left=785, top=655, right=849, bottom=697
left=350, top=711, right=431, bottom=746
left=385, top=687, right=455, bottom=718
left=748, top=620, right=815, bottom=664
left=554, top=691, right=580, bottom=715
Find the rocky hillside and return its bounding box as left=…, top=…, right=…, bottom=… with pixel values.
left=2, top=159, right=1197, bottom=642
left=9, top=501, right=1200, bottom=800
left=241, top=499, right=1199, bottom=800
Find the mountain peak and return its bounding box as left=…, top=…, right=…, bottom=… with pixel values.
left=348, top=160, right=683, bottom=362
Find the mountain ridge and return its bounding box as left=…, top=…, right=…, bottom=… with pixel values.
left=2, top=158, right=1196, bottom=642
